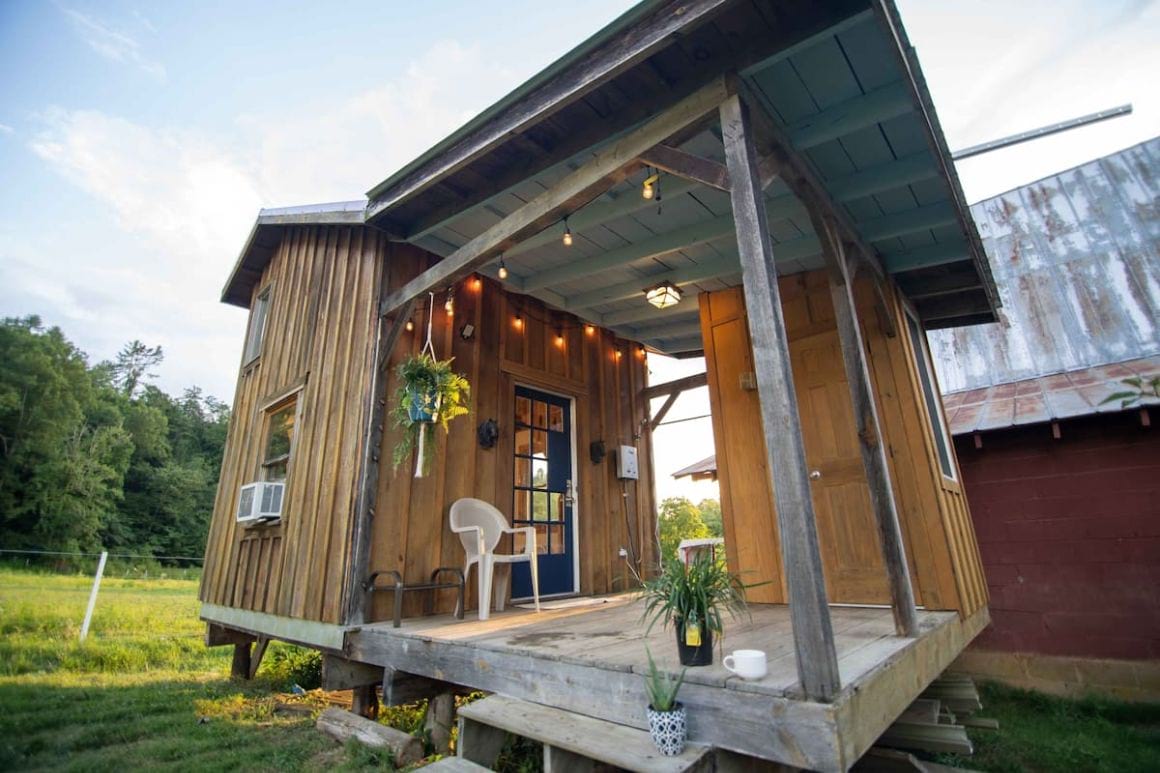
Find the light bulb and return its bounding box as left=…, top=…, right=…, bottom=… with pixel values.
left=498, top=257, right=509, bottom=280
left=562, top=221, right=573, bottom=246
left=405, top=319, right=414, bottom=332
left=585, top=324, right=595, bottom=337
left=642, top=183, right=654, bottom=200
left=444, top=289, right=454, bottom=317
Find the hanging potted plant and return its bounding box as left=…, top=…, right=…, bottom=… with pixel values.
left=643, top=647, right=688, bottom=756
left=391, top=352, right=470, bottom=474
left=641, top=553, right=748, bottom=667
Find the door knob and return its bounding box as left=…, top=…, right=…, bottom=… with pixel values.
left=809, top=470, right=822, bottom=481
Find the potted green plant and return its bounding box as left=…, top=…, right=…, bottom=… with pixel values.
left=643, top=647, right=687, bottom=756
left=392, top=352, right=470, bottom=473
left=641, top=553, right=747, bottom=667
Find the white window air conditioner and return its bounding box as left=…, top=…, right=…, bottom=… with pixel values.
left=236, top=481, right=285, bottom=523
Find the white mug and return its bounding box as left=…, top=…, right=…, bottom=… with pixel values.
left=723, top=649, right=767, bottom=680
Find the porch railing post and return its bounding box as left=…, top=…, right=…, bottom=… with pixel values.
left=719, top=92, right=840, bottom=702
left=815, top=213, right=921, bottom=637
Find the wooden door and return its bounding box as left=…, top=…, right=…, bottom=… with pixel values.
left=791, top=330, right=890, bottom=603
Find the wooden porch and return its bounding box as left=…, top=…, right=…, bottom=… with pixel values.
left=345, top=595, right=989, bottom=771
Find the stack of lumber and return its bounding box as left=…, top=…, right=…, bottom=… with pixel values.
left=862, top=673, right=997, bottom=768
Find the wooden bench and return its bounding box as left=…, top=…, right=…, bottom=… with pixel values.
left=457, top=694, right=712, bottom=772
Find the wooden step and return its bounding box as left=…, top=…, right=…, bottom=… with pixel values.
left=457, top=694, right=712, bottom=772
left=422, top=757, right=491, bottom=772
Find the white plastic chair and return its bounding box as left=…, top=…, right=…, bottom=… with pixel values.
left=449, top=498, right=540, bottom=620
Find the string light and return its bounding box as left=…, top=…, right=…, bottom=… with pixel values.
left=584, top=324, right=596, bottom=337
left=405, top=318, right=415, bottom=332
left=642, top=168, right=659, bottom=200
left=562, top=218, right=573, bottom=247
left=444, top=287, right=455, bottom=318
left=472, top=275, right=483, bottom=292
left=615, top=348, right=623, bottom=360
left=497, top=255, right=509, bottom=280
left=637, top=345, right=646, bottom=358
left=555, top=328, right=565, bottom=348
left=513, top=312, right=523, bottom=331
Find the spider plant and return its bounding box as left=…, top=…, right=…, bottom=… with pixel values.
left=640, top=552, right=748, bottom=638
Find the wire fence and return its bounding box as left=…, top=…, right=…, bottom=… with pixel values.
left=0, top=547, right=205, bottom=582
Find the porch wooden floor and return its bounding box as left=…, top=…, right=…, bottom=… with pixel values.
left=345, top=595, right=984, bottom=771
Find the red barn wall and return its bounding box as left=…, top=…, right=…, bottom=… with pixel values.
left=954, top=411, right=1160, bottom=661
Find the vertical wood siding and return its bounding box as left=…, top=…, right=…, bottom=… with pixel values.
left=366, top=274, right=655, bottom=620
left=199, top=225, right=384, bottom=624
left=700, top=271, right=988, bottom=615
left=200, top=231, right=656, bottom=624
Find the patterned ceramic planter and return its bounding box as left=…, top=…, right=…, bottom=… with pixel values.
left=646, top=702, right=687, bottom=756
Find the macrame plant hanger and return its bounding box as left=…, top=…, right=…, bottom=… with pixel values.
left=415, top=291, right=438, bottom=478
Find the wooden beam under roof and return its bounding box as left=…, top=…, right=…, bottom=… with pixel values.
left=523, top=192, right=804, bottom=293
left=639, top=144, right=730, bottom=192
left=379, top=77, right=733, bottom=317
left=788, top=81, right=913, bottom=150
left=828, top=151, right=938, bottom=202
left=601, top=295, right=699, bottom=327
left=859, top=201, right=957, bottom=243
left=882, top=242, right=970, bottom=273
left=366, top=0, right=732, bottom=230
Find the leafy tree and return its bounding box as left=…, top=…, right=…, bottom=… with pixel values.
left=110, top=340, right=164, bottom=398
left=657, top=496, right=711, bottom=562
left=697, top=498, right=723, bottom=538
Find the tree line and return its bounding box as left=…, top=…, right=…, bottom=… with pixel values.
left=0, top=316, right=229, bottom=560
left=657, top=496, right=723, bottom=561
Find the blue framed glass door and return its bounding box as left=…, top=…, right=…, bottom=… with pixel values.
left=511, top=386, right=575, bottom=598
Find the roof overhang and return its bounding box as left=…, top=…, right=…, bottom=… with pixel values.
left=356, top=0, right=998, bottom=353
left=221, top=201, right=366, bottom=308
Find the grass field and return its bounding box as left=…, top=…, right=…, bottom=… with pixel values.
left=1, top=566, right=1156, bottom=771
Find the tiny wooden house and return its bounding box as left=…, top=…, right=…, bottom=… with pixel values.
left=200, top=1, right=999, bottom=767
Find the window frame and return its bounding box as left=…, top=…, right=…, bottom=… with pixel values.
left=243, top=284, right=272, bottom=366
left=260, top=391, right=301, bottom=485
left=903, top=304, right=958, bottom=482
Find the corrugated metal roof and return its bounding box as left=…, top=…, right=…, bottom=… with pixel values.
left=943, top=356, right=1160, bottom=435
left=929, top=138, right=1160, bottom=394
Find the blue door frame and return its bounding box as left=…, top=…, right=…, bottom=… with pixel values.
left=511, top=385, right=575, bottom=599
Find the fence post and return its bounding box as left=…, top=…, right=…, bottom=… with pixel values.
left=80, top=550, right=108, bottom=642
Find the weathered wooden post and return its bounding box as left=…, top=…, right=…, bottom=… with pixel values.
left=719, top=92, right=840, bottom=702
left=814, top=212, right=920, bottom=637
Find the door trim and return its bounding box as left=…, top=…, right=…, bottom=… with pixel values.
left=511, top=381, right=580, bottom=600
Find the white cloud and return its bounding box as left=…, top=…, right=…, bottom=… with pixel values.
left=62, top=7, right=166, bottom=82
left=15, top=39, right=524, bottom=401
left=0, top=123, right=14, bottom=135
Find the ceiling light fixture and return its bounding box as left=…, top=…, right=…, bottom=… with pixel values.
left=642, top=169, right=659, bottom=200
left=645, top=280, right=682, bottom=309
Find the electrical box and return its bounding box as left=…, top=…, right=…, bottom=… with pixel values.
left=617, top=445, right=639, bottom=480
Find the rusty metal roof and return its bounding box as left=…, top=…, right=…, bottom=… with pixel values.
left=929, top=137, right=1160, bottom=394
left=943, top=356, right=1160, bottom=435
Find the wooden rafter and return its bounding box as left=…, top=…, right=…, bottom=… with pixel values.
left=720, top=92, right=840, bottom=702
left=639, top=144, right=730, bottom=192
left=379, top=77, right=734, bottom=318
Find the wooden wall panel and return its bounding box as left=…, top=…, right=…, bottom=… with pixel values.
left=199, top=225, right=384, bottom=624
left=365, top=275, right=654, bottom=622
left=699, top=271, right=989, bottom=615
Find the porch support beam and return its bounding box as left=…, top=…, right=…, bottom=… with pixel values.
left=380, top=76, right=733, bottom=317
left=639, top=144, right=731, bottom=192
left=814, top=212, right=919, bottom=638
left=737, top=80, right=898, bottom=338
left=346, top=295, right=416, bottom=625
left=642, top=371, right=708, bottom=400
left=720, top=92, right=840, bottom=702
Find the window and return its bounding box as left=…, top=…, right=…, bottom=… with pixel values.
left=243, top=286, right=271, bottom=364
left=905, top=308, right=956, bottom=480
left=262, top=397, right=297, bottom=481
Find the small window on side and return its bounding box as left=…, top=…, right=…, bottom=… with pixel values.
left=905, top=309, right=956, bottom=480
left=244, top=287, right=271, bottom=364
left=262, top=397, right=297, bottom=482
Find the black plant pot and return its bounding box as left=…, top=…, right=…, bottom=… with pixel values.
left=675, top=621, right=714, bottom=666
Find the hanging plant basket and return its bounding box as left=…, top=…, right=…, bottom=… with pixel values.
left=392, top=352, right=470, bottom=475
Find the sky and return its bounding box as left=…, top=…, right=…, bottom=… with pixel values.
left=1, top=0, right=1157, bottom=502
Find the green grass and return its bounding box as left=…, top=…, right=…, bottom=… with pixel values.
left=3, top=567, right=1157, bottom=771
left=934, top=681, right=1160, bottom=773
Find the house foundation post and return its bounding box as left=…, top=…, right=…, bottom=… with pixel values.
left=719, top=92, right=840, bottom=702
left=814, top=213, right=920, bottom=637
